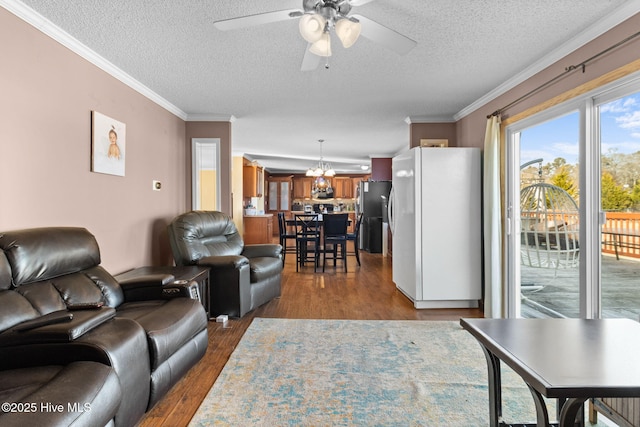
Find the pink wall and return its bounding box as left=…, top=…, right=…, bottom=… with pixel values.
left=0, top=8, right=188, bottom=273
left=185, top=122, right=232, bottom=214
left=456, top=13, right=640, bottom=148
left=409, top=122, right=457, bottom=148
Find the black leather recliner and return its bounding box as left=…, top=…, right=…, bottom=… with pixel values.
left=0, top=360, right=121, bottom=427
left=0, top=227, right=208, bottom=427
left=167, top=210, right=282, bottom=318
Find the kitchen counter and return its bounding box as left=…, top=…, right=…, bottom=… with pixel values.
left=292, top=199, right=356, bottom=212
left=243, top=214, right=273, bottom=244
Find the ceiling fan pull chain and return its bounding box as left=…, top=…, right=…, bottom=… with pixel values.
left=325, top=56, right=330, bottom=69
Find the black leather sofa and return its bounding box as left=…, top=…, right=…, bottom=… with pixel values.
left=0, top=227, right=208, bottom=427
left=167, top=210, right=282, bottom=318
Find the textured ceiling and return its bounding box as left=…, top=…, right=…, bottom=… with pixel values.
left=12, top=0, right=639, bottom=173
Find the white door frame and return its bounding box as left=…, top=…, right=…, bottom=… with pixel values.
left=504, top=72, right=640, bottom=319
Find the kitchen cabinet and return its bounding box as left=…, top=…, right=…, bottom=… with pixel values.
left=243, top=165, right=264, bottom=197
left=293, top=177, right=313, bottom=199
left=332, top=177, right=353, bottom=198
left=267, top=176, right=292, bottom=236
left=347, top=212, right=356, bottom=234
left=243, top=214, right=273, bottom=244
left=352, top=177, right=364, bottom=197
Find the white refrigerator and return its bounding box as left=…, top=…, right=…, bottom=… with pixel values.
left=389, top=147, right=481, bottom=308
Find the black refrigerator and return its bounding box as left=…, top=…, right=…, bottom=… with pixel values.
left=356, top=180, right=392, bottom=253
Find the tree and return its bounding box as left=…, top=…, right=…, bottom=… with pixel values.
left=630, top=182, right=640, bottom=211
left=541, top=157, right=567, bottom=178
left=550, top=166, right=578, bottom=199
left=601, top=172, right=632, bottom=211
left=602, top=150, right=640, bottom=190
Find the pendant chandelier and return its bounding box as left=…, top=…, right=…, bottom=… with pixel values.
left=306, top=139, right=335, bottom=177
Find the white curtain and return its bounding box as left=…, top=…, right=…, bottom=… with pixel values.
left=483, top=116, right=503, bottom=318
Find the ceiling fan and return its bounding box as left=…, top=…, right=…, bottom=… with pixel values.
left=213, top=0, right=417, bottom=71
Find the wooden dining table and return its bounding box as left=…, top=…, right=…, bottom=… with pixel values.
left=284, top=214, right=352, bottom=236
left=284, top=214, right=352, bottom=226
left=286, top=214, right=352, bottom=271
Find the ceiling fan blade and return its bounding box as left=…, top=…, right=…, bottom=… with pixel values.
left=351, top=14, right=417, bottom=55
left=214, top=9, right=302, bottom=31
left=301, top=45, right=321, bottom=71
left=349, top=0, right=378, bottom=6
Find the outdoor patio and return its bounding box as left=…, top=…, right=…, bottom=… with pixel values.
left=521, top=254, right=640, bottom=319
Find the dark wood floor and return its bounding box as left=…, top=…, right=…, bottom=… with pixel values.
left=139, top=249, right=483, bottom=427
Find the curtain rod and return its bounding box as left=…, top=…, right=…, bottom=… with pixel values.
left=487, top=30, right=640, bottom=119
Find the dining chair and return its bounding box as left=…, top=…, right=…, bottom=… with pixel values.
left=277, top=212, right=297, bottom=265
left=323, top=213, right=349, bottom=272
left=346, top=213, right=363, bottom=266
left=294, top=213, right=321, bottom=272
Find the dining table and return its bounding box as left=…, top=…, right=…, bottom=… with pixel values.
left=285, top=213, right=352, bottom=228
left=286, top=213, right=352, bottom=272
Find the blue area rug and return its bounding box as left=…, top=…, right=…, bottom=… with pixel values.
left=189, top=319, right=567, bottom=426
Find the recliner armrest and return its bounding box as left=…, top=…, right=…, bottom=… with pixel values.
left=119, top=273, right=176, bottom=301
left=241, top=244, right=282, bottom=259
left=12, top=310, right=74, bottom=332
left=118, top=273, right=176, bottom=287
left=0, top=308, right=116, bottom=346
left=198, top=255, right=249, bottom=269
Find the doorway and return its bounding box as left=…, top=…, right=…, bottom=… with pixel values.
left=267, top=175, right=293, bottom=237
left=505, top=75, right=640, bottom=319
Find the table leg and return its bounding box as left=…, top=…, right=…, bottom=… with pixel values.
left=558, top=398, right=587, bottom=427
left=479, top=344, right=503, bottom=427
left=526, top=385, right=551, bottom=426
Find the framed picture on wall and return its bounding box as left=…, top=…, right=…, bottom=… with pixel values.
left=91, top=111, right=126, bottom=176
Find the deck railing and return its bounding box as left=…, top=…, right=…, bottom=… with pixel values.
left=602, top=212, right=640, bottom=259
left=520, top=212, right=640, bottom=260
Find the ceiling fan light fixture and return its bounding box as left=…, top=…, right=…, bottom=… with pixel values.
left=335, top=18, right=361, bottom=48
left=309, top=32, right=332, bottom=57
left=299, top=13, right=326, bottom=43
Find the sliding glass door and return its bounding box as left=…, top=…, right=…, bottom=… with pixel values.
left=508, top=110, right=582, bottom=318
left=505, top=74, right=640, bottom=319
left=597, top=89, right=640, bottom=320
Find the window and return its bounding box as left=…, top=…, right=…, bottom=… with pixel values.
left=192, top=138, right=221, bottom=210
left=597, top=89, right=640, bottom=319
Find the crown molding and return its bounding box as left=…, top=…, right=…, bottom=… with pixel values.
left=1, top=0, right=189, bottom=120
left=454, top=0, right=640, bottom=121
left=186, top=114, right=237, bottom=122
left=5, top=0, right=638, bottom=125
left=405, top=115, right=456, bottom=124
